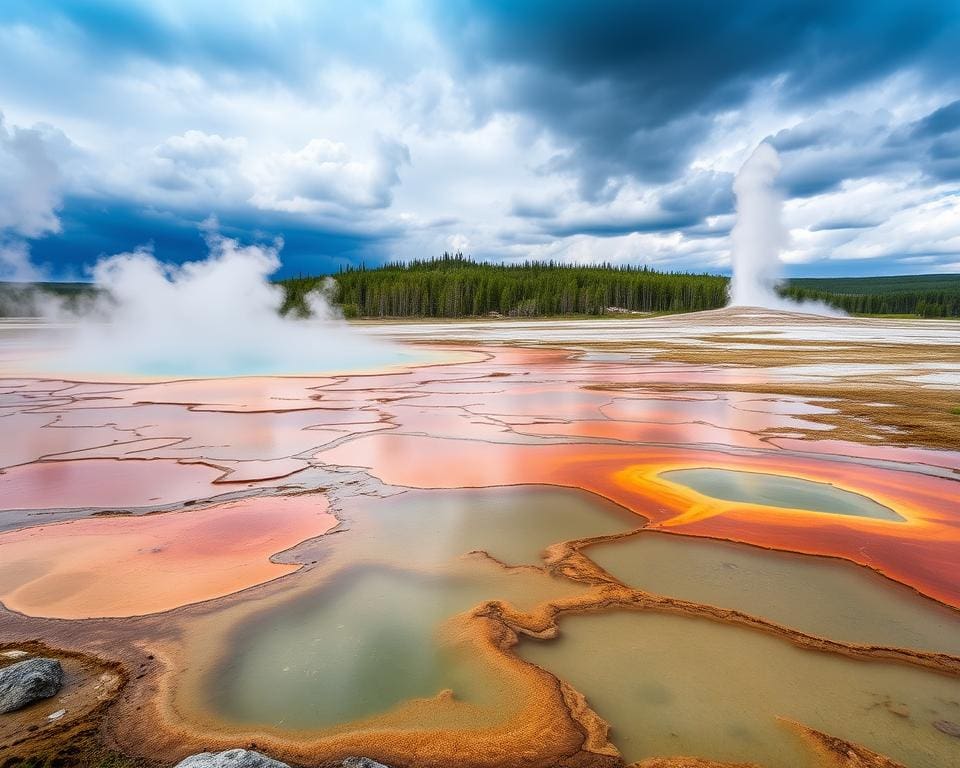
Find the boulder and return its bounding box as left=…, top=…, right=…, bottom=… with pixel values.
left=0, top=657, right=63, bottom=714
left=174, top=749, right=291, bottom=768
left=341, top=759, right=392, bottom=768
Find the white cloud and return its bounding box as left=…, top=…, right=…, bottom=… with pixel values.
left=0, top=112, right=73, bottom=280
left=0, top=113, right=67, bottom=237
left=829, top=193, right=960, bottom=263
left=150, top=129, right=250, bottom=199
left=251, top=135, right=410, bottom=212
left=446, top=233, right=470, bottom=252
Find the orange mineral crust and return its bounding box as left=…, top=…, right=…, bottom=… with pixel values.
left=0, top=493, right=336, bottom=618
left=316, top=434, right=960, bottom=607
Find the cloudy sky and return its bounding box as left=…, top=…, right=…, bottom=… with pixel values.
left=1, top=0, right=959, bottom=280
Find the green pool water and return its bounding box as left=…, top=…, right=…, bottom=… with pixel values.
left=212, top=564, right=561, bottom=729
left=206, top=485, right=640, bottom=729
left=518, top=609, right=960, bottom=768
left=660, top=467, right=904, bottom=520
left=586, top=531, right=960, bottom=656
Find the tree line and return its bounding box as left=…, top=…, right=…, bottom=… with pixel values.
left=280, top=254, right=729, bottom=318
left=3, top=258, right=957, bottom=319
left=282, top=254, right=960, bottom=318
left=780, top=285, right=960, bottom=318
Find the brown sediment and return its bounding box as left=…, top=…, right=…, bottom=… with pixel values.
left=629, top=759, right=758, bottom=767
left=0, top=641, right=127, bottom=765
left=106, top=520, right=609, bottom=766
left=783, top=720, right=907, bottom=768
left=589, top=379, right=960, bottom=452
left=655, top=339, right=960, bottom=368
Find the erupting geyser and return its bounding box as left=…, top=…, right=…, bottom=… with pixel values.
left=727, top=143, right=840, bottom=315
left=729, top=143, right=786, bottom=308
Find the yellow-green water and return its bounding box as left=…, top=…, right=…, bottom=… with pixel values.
left=661, top=467, right=904, bottom=520
left=206, top=485, right=639, bottom=728
left=213, top=564, right=559, bottom=728
left=587, top=531, right=960, bottom=656
left=518, top=609, right=960, bottom=768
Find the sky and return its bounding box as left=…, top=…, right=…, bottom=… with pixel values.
left=1, top=0, right=959, bottom=280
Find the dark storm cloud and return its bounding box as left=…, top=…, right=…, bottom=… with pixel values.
left=775, top=146, right=904, bottom=197
left=508, top=197, right=557, bottom=220
left=536, top=170, right=734, bottom=239
left=769, top=97, right=960, bottom=197
left=547, top=211, right=699, bottom=239
left=911, top=99, right=960, bottom=137
left=434, top=0, right=960, bottom=195
left=809, top=219, right=881, bottom=232
left=25, top=197, right=395, bottom=279
left=909, top=99, right=960, bottom=181
left=659, top=171, right=734, bottom=218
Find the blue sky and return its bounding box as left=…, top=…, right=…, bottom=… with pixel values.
left=1, top=0, right=959, bottom=280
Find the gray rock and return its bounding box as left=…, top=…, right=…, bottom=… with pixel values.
left=0, top=657, right=63, bottom=714
left=174, top=749, right=291, bottom=768
left=341, top=759, right=392, bottom=768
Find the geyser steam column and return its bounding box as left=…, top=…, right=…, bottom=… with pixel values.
left=728, top=142, right=788, bottom=308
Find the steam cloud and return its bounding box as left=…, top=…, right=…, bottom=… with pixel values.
left=728, top=142, right=841, bottom=315
left=41, top=225, right=407, bottom=377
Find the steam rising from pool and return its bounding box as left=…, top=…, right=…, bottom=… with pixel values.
left=728, top=143, right=840, bottom=316
left=41, top=228, right=414, bottom=377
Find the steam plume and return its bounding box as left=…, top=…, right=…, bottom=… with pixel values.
left=40, top=226, right=407, bottom=377
left=727, top=142, right=841, bottom=315
left=729, top=143, right=786, bottom=306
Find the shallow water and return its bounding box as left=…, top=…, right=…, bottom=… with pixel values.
left=204, top=485, right=639, bottom=729
left=587, top=531, right=960, bottom=656
left=329, top=484, right=643, bottom=567
left=213, top=564, right=559, bottom=729
left=0, top=320, right=459, bottom=377
left=661, top=467, right=904, bottom=520
left=518, top=609, right=960, bottom=768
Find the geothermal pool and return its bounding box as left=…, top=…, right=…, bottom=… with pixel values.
left=658, top=467, right=905, bottom=520
left=1, top=308, right=959, bottom=768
